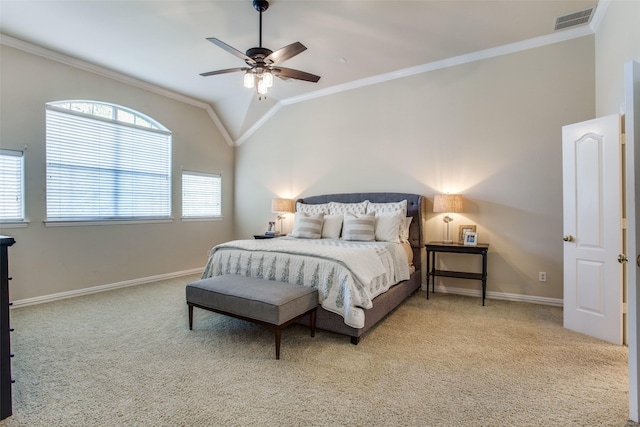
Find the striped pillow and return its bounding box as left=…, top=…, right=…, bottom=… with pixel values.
left=342, top=212, right=375, bottom=241
left=291, top=213, right=324, bottom=239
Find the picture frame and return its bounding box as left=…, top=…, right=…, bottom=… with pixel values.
left=463, top=231, right=478, bottom=246
left=458, top=225, right=476, bottom=243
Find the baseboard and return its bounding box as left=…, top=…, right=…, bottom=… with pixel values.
left=425, top=284, right=564, bottom=307
left=11, top=268, right=203, bottom=308
left=12, top=274, right=563, bottom=309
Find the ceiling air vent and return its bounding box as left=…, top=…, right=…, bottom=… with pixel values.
left=554, top=7, right=594, bottom=31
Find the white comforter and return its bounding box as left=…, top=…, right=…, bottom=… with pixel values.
left=201, top=237, right=410, bottom=328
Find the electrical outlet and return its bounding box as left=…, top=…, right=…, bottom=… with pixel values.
left=539, top=272, right=547, bottom=282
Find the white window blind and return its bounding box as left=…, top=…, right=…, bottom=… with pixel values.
left=46, top=103, right=172, bottom=221
left=0, top=149, right=24, bottom=221
left=182, top=172, right=221, bottom=218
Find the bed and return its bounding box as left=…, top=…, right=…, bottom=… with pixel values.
left=201, top=192, right=425, bottom=344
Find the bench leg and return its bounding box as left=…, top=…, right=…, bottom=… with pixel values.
left=274, top=328, right=281, bottom=360
left=188, top=303, right=194, bottom=330
left=310, top=308, right=316, bottom=337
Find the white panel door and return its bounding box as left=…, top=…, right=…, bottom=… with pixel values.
left=624, top=60, right=640, bottom=423
left=562, top=114, right=623, bottom=345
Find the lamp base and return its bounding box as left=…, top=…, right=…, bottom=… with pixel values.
left=442, top=239, right=454, bottom=244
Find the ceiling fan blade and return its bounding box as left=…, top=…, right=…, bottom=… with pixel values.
left=200, top=67, right=248, bottom=77
left=206, top=37, right=256, bottom=65
left=272, top=67, right=321, bottom=83
left=264, top=42, right=307, bottom=65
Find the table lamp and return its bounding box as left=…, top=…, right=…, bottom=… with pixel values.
left=271, top=198, right=295, bottom=235
left=433, top=194, right=463, bottom=244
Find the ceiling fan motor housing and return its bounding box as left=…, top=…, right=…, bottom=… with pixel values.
left=246, top=47, right=273, bottom=63
left=253, top=0, right=269, bottom=13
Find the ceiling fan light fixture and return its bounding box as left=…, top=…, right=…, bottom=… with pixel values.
left=257, top=78, right=269, bottom=95
left=200, top=0, right=320, bottom=99
left=262, top=71, right=273, bottom=88
left=243, top=71, right=255, bottom=88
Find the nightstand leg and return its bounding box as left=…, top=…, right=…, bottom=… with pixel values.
left=481, top=249, right=488, bottom=306
left=431, top=252, right=436, bottom=293
left=426, top=249, right=431, bottom=299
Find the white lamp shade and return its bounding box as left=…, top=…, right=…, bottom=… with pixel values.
left=272, top=198, right=295, bottom=213
left=433, top=194, right=463, bottom=213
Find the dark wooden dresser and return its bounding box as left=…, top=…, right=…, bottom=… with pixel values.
left=0, top=235, right=15, bottom=420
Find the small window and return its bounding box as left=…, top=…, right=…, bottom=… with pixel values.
left=182, top=172, right=222, bottom=218
left=46, top=101, right=172, bottom=222
left=0, top=149, right=25, bottom=222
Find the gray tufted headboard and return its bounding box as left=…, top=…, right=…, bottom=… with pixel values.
left=297, top=192, right=425, bottom=273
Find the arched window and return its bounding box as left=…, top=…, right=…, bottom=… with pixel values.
left=46, top=101, right=172, bottom=222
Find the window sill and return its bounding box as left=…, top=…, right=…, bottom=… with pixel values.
left=0, top=220, right=29, bottom=229
left=44, top=218, right=174, bottom=227
left=181, top=217, right=223, bottom=223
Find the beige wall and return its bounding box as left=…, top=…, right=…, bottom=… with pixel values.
left=595, top=0, right=640, bottom=116
left=0, top=45, right=235, bottom=301
left=235, top=36, right=595, bottom=302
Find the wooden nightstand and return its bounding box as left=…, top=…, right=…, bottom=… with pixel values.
left=425, top=241, right=490, bottom=305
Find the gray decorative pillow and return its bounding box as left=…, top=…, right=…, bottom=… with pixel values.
left=342, top=212, right=375, bottom=241
left=291, top=212, right=324, bottom=239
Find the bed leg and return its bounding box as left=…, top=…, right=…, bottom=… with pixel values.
left=350, top=336, right=359, bottom=345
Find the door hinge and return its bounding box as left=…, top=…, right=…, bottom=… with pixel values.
left=623, top=302, right=628, bottom=314
left=622, top=218, right=628, bottom=229
left=621, top=133, right=626, bottom=145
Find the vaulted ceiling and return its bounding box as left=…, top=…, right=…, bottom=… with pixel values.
left=0, top=0, right=598, bottom=144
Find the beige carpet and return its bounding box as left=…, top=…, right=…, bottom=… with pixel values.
left=0, top=274, right=633, bottom=426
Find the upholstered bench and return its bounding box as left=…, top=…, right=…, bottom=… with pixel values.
left=186, top=275, right=318, bottom=359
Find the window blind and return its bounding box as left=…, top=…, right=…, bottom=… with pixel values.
left=46, top=106, right=172, bottom=220
left=0, top=149, right=24, bottom=221
left=182, top=172, right=222, bottom=218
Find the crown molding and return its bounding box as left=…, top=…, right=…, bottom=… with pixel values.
left=2, top=14, right=597, bottom=149
left=234, top=23, right=595, bottom=145
left=0, top=33, right=234, bottom=146
left=589, top=0, right=610, bottom=33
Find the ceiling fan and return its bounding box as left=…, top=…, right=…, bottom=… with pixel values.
left=200, top=0, right=321, bottom=98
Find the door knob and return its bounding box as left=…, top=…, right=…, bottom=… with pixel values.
left=637, top=255, right=640, bottom=267
left=563, top=235, right=574, bottom=242
left=618, top=254, right=628, bottom=264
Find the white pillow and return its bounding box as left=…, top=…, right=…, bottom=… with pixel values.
left=296, top=202, right=329, bottom=215
left=400, top=216, right=413, bottom=243
left=321, top=214, right=343, bottom=239
left=291, top=213, right=324, bottom=239
left=329, top=200, right=369, bottom=215
left=342, top=212, right=375, bottom=241
left=367, top=200, right=407, bottom=216
left=375, top=212, right=404, bottom=243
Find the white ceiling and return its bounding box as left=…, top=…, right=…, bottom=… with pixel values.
left=0, top=0, right=598, bottom=143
